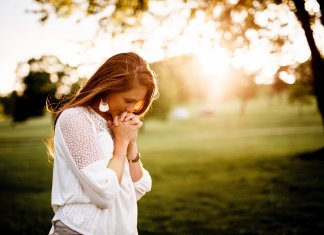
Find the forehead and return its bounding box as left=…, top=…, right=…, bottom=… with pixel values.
left=122, top=84, right=147, bottom=101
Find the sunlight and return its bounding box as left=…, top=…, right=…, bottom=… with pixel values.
left=279, top=71, right=296, bottom=84
left=0, top=79, right=14, bottom=95
left=305, top=0, right=320, bottom=14
left=194, top=49, right=230, bottom=100
left=195, top=49, right=230, bottom=77
left=0, top=0, right=321, bottom=96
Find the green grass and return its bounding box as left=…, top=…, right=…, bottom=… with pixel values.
left=0, top=97, right=323, bottom=235
left=0, top=116, right=53, bottom=234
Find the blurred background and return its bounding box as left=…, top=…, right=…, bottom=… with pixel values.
left=0, top=0, right=323, bottom=234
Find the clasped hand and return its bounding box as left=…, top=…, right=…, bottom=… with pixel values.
left=107, top=112, right=143, bottom=144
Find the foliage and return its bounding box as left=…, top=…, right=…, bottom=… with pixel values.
left=23, top=71, right=55, bottom=117
left=288, top=60, right=314, bottom=106
left=272, top=75, right=290, bottom=94
left=31, top=0, right=149, bottom=36
left=291, top=0, right=324, bottom=124
left=289, top=80, right=313, bottom=105
left=30, top=0, right=301, bottom=54
left=5, top=55, right=80, bottom=122
left=32, top=0, right=149, bottom=20
left=30, top=0, right=324, bottom=124
left=16, top=55, right=79, bottom=99
left=0, top=92, right=16, bottom=116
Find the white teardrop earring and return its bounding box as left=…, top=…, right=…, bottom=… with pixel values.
left=99, top=97, right=109, bottom=112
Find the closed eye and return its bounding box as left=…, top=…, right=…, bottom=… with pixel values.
left=125, top=98, right=138, bottom=104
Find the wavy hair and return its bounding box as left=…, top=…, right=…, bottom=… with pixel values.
left=45, top=52, right=158, bottom=160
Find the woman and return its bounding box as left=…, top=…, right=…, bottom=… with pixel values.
left=47, top=52, right=158, bottom=235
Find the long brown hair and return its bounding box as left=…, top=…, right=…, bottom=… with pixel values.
left=45, top=52, right=158, bottom=159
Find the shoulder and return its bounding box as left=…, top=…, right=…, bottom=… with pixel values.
left=57, top=106, right=92, bottom=127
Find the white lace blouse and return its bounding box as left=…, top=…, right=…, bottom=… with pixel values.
left=49, top=106, right=152, bottom=235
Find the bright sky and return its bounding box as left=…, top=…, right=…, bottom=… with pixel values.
left=0, top=0, right=322, bottom=97
left=0, top=0, right=138, bottom=95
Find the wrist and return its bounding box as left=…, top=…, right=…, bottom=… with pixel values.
left=114, top=138, right=129, bottom=149
left=128, top=152, right=141, bottom=163
left=127, top=142, right=138, bottom=159
left=129, top=140, right=137, bottom=146
left=113, top=139, right=129, bottom=159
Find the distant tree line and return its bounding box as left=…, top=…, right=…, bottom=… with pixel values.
left=1, top=55, right=207, bottom=122
left=0, top=56, right=82, bottom=122
left=0, top=54, right=314, bottom=123
left=29, top=0, right=324, bottom=125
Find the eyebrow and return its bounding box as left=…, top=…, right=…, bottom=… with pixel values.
left=125, top=97, right=140, bottom=102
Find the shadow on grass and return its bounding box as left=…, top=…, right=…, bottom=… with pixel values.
left=264, top=147, right=324, bottom=235
left=297, top=147, right=324, bottom=160
left=139, top=147, right=324, bottom=235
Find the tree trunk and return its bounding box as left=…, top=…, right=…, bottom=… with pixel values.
left=293, top=0, right=324, bottom=126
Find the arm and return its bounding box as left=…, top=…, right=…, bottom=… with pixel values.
left=57, top=108, right=121, bottom=209
left=117, top=112, right=144, bottom=182
left=127, top=142, right=152, bottom=200
left=107, top=138, right=128, bottom=184
left=127, top=142, right=143, bottom=182
left=118, top=112, right=152, bottom=200
left=107, top=115, right=139, bottom=183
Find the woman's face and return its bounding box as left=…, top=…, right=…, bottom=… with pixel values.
left=107, top=83, right=148, bottom=117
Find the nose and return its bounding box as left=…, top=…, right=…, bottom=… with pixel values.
left=126, top=105, right=135, bottom=113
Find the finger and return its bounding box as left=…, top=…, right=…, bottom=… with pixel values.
left=107, top=120, right=112, bottom=127
left=124, top=113, right=136, bottom=122
left=138, top=121, right=143, bottom=129
left=113, top=115, right=119, bottom=126
left=120, top=112, right=128, bottom=122
left=130, top=117, right=140, bottom=125
left=134, top=121, right=143, bottom=128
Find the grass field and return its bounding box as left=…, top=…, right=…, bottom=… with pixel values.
left=0, top=97, right=323, bottom=235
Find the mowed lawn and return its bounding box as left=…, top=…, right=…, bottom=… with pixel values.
left=0, top=98, right=323, bottom=235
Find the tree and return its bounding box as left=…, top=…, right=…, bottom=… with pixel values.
left=11, top=55, right=79, bottom=122
left=288, top=60, right=314, bottom=115
left=23, top=71, right=55, bottom=117
left=31, top=0, right=324, bottom=124
left=0, top=92, right=16, bottom=116
left=192, top=0, right=324, bottom=123
left=292, top=0, right=324, bottom=124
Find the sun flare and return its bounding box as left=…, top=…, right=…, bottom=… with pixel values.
left=194, top=49, right=230, bottom=100
left=195, top=49, right=230, bottom=77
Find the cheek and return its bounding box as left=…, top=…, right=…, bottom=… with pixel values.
left=109, top=99, right=125, bottom=110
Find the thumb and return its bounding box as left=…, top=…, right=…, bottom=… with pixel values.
left=113, top=115, right=119, bottom=126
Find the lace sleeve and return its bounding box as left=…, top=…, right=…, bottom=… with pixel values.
left=55, top=108, right=120, bottom=209
left=58, top=108, right=101, bottom=169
